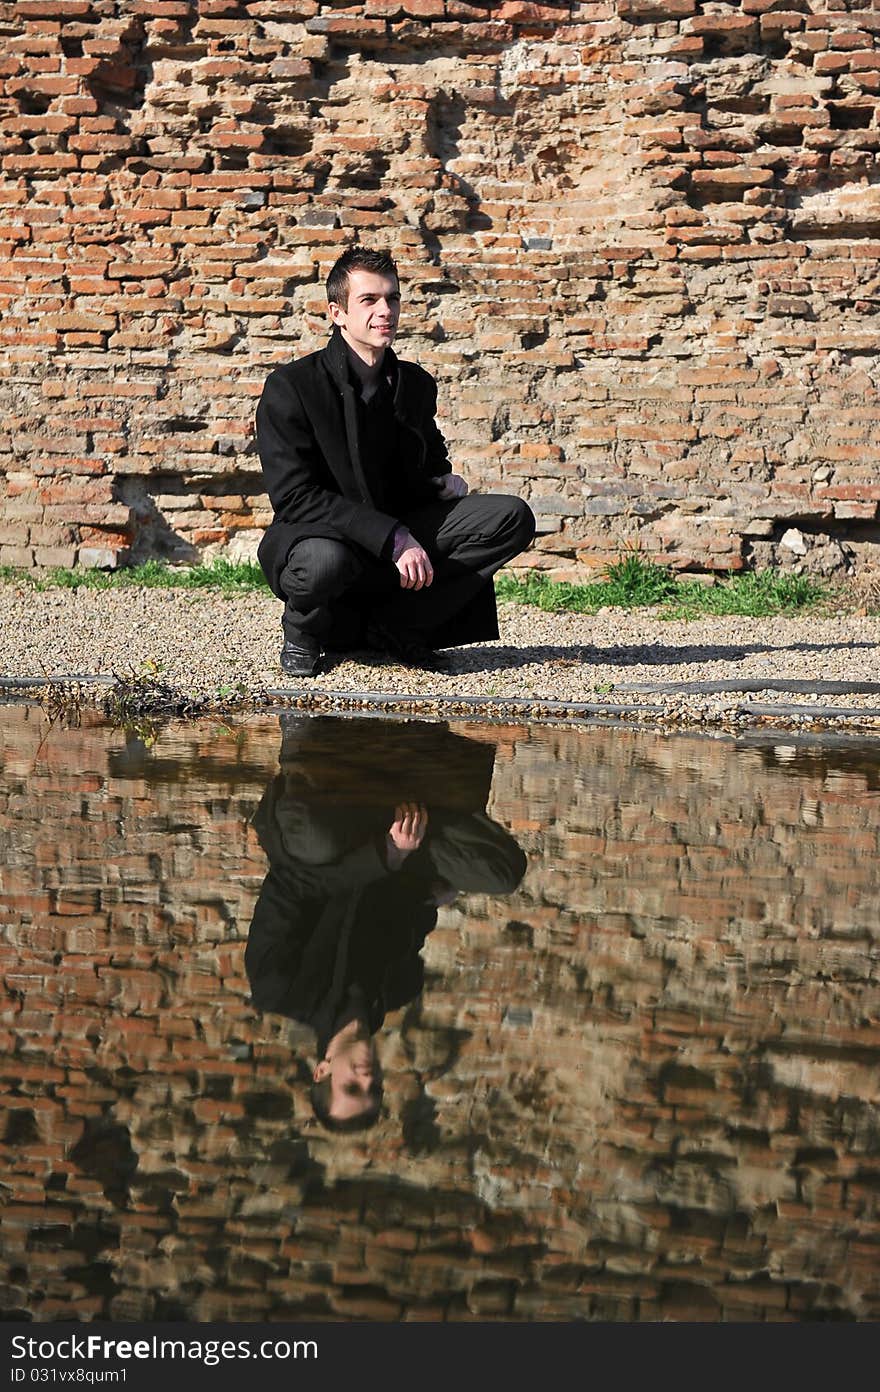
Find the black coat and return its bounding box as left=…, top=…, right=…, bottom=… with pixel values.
left=245, top=719, right=527, bottom=1048
left=245, top=783, right=528, bottom=1047
left=256, top=327, right=452, bottom=597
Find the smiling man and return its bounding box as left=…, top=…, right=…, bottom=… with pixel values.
left=256, top=245, right=535, bottom=676
left=311, top=1014, right=383, bottom=1130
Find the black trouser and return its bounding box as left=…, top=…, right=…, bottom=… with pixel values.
left=278, top=493, right=535, bottom=648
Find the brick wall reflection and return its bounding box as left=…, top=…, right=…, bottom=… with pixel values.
left=1, top=707, right=877, bottom=1321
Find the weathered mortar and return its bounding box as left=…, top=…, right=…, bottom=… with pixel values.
left=1, top=0, right=879, bottom=578
left=0, top=709, right=878, bottom=1320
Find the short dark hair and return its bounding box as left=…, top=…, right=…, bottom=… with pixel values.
left=326, top=246, right=399, bottom=311
left=309, top=1077, right=382, bottom=1133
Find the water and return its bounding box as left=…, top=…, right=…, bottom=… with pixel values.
left=0, top=705, right=878, bottom=1322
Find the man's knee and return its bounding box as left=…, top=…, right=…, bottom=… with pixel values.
left=281, top=538, right=362, bottom=604
left=505, top=495, right=536, bottom=549
left=484, top=495, right=536, bottom=555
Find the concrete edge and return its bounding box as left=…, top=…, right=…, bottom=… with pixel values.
left=617, top=679, right=880, bottom=696
left=2, top=673, right=880, bottom=727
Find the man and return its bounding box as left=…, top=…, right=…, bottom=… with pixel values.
left=245, top=716, right=527, bottom=1131
left=256, top=245, right=536, bottom=676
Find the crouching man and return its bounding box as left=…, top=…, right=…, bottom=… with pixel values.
left=255, top=245, right=536, bottom=676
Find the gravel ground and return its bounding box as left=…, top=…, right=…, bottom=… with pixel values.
left=4, top=581, right=880, bottom=728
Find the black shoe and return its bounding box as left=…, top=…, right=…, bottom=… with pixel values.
left=280, top=637, right=323, bottom=677
left=365, top=619, right=446, bottom=671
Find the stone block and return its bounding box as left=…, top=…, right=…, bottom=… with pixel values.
left=225, top=532, right=261, bottom=563
left=78, top=546, right=126, bottom=570
left=529, top=495, right=582, bottom=517
left=0, top=544, right=34, bottom=568
left=33, top=546, right=77, bottom=568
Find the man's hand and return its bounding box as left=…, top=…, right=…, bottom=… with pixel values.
left=392, top=526, right=433, bottom=589
left=432, top=473, right=469, bottom=501
left=385, top=802, right=429, bottom=869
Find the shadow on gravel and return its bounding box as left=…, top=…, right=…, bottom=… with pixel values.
left=398, top=639, right=880, bottom=676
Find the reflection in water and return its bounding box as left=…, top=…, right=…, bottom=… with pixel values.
left=0, top=706, right=878, bottom=1321
left=246, top=717, right=526, bottom=1130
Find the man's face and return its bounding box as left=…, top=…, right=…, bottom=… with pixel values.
left=328, top=269, right=401, bottom=360
left=314, top=1028, right=383, bottom=1123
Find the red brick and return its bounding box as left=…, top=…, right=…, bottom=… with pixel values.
left=830, top=31, right=874, bottom=51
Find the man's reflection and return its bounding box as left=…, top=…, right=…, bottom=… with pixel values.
left=245, top=717, right=526, bottom=1132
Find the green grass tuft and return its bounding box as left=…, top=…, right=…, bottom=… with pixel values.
left=603, top=553, right=681, bottom=606
left=495, top=554, right=680, bottom=613
left=496, top=557, right=828, bottom=620
left=0, top=557, right=271, bottom=596
left=665, top=570, right=825, bottom=619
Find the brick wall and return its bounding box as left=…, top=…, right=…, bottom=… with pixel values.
left=2, top=3, right=880, bottom=577
left=1, top=708, right=878, bottom=1319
